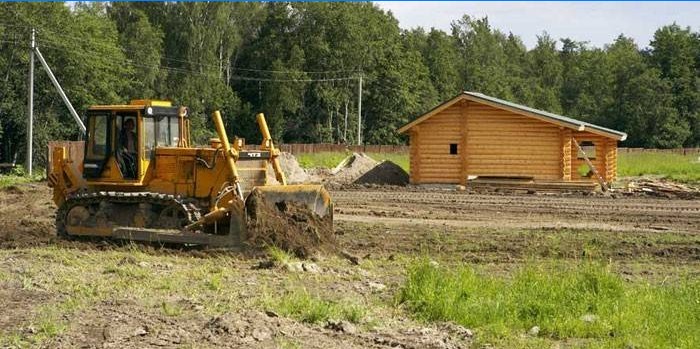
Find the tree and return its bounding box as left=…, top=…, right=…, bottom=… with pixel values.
left=606, top=36, right=689, bottom=147
left=525, top=32, right=563, bottom=113
left=451, top=16, right=512, bottom=99
left=649, top=24, right=700, bottom=146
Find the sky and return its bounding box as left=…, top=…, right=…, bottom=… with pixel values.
left=375, top=2, right=700, bottom=49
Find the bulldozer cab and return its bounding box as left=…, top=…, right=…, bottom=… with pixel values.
left=83, top=100, right=188, bottom=182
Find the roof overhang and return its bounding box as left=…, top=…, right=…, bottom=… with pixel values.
left=398, top=92, right=627, bottom=141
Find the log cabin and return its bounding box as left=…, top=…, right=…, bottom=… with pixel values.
left=397, top=91, right=627, bottom=186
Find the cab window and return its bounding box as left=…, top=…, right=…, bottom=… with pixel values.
left=144, top=117, right=156, bottom=159
left=157, top=116, right=180, bottom=146
left=86, top=113, right=109, bottom=160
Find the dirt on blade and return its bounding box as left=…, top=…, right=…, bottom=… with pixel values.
left=244, top=189, right=335, bottom=258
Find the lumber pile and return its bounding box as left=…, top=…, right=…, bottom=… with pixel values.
left=625, top=178, right=700, bottom=199
left=466, top=177, right=598, bottom=194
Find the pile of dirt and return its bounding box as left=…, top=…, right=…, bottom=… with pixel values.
left=327, top=153, right=378, bottom=185
left=266, top=152, right=317, bottom=184
left=354, top=161, right=409, bottom=186
left=244, top=189, right=335, bottom=258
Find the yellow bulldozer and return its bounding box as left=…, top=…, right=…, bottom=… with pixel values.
left=48, top=99, right=332, bottom=248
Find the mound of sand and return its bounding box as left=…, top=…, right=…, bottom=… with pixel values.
left=328, top=153, right=378, bottom=184
left=354, top=160, right=409, bottom=186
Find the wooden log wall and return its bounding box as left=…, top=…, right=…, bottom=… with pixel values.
left=561, top=129, right=572, bottom=181
left=605, top=139, right=618, bottom=183
left=409, top=127, right=421, bottom=184
left=464, top=103, right=562, bottom=181
left=410, top=104, right=463, bottom=183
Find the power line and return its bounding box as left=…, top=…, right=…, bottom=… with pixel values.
left=34, top=39, right=362, bottom=84
left=231, top=75, right=358, bottom=82
left=33, top=24, right=359, bottom=76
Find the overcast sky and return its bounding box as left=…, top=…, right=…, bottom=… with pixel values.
left=375, top=1, right=700, bottom=49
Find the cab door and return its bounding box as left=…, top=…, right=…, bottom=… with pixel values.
left=114, top=112, right=140, bottom=180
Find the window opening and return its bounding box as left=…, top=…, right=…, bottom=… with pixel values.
left=577, top=141, right=596, bottom=159
left=450, top=143, right=458, bottom=155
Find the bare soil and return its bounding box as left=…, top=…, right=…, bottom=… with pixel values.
left=245, top=189, right=335, bottom=258
left=0, top=182, right=698, bottom=348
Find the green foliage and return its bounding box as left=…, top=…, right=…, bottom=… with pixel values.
left=618, top=152, right=700, bottom=183
left=399, top=260, right=700, bottom=347
left=0, top=166, right=43, bottom=188
left=268, top=288, right=366, bottom=325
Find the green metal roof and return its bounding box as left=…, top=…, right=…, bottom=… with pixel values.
left=399, top=91, right=627, bottom=141
left=463, top=91, right=627, bottom=140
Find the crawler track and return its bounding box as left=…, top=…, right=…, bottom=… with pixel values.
left=57, top=191, right=203, bottom=238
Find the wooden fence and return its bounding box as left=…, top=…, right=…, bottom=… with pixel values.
left=273, top=143, right=409, bottom=154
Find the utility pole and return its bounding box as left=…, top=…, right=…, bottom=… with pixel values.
left=26, top=28, right=35, bottom=176
left=357, top=73, right=362, bottom=145
left=34, top=45, right=85, bottom=133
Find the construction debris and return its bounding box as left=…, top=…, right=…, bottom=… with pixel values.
left=622, top=178, right=700, bottom=199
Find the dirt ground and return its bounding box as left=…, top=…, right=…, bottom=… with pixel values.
left=0, top=183, right=698, bottom=348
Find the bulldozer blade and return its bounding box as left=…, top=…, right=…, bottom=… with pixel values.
left=245, top=184, right=333, bottom=219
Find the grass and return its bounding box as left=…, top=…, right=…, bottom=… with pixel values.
left=296, top=151, right=409, bottom=172
left=267, top=288, right=366, bottom=325
left=618, top=152, right=700, bottom=183
left=398, top=260, right=700, bottom=348
left=0, top=166, right=44, bottom=188
left=266, top=245, right=296, bottom=265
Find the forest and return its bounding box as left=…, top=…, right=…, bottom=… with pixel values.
left=0, top=2, right=699, bottom=166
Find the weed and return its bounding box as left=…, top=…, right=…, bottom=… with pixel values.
left=266, top=245, right=295, bottom=265
left=161, top=301, right=183, bottom=316
left=398, top=260, right=700, bottom=347
left=206, top=275, right=222, bottom=291
left=267, top=288, right=366, bottom=325
left=276, top=338, right=302, bottom=349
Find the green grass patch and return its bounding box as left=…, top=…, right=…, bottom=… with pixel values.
left=296, top=152, right=350, bottom=169
left=267, top=288, right=366, bottom=325
left=366, top=152, right=409, bottom=172
left=295, top=151, right=409, bottom=172
left=618, top=152, right=700, bottom=183
left=0, top=166, right=45, bottom=188
left=398, top=260, right=700, bottom=348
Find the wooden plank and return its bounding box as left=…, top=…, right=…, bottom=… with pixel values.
left=572, top=138, right=608, bottom=191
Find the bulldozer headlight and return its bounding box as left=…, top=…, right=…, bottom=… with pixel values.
left=146, top=107, right=153, bottom=115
